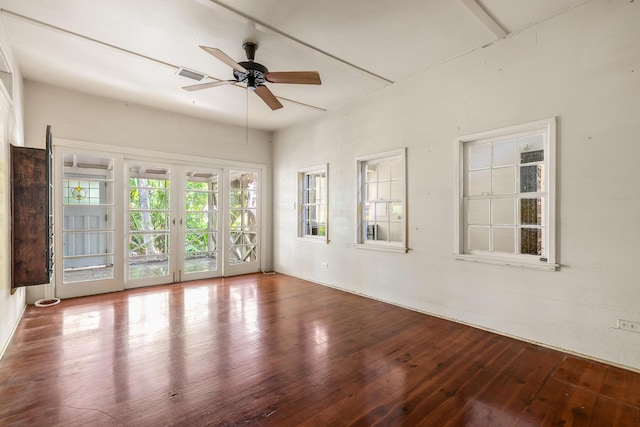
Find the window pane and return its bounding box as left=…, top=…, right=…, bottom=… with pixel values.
left=468, top=170, right=491, bottom=196
left=365, top=224, right=378, bottom=241
left=129, top=212, right=169, bottom=232
left=366, top=163, right=377, bottom=182
left=468, top=226, right=489, bottom=252
left=518, top=134, right=544, bottom=163
left=520, top=198, right=543, bottom=225
left=306, top=175, right=316, bottom=190
left=520, top=165, right=545, bottom=192
left=378, top=182, right=390, bottom=200
left=468, top=199, right=490, bottom=225
left=185, top=232, right=215, bottom=253
left=303, top=221, right=313, bottom=235
left=378, top=161, right=390, bottom=180
left=492, top=166, right=516, bottom=195
left=389, top=223, right=403, bottom=242
left=64, top=231, right=114, bottom=257
left=230, top=171, right=257, bottom=190
left=492, top=198, right=515, bottom=225
left=185, top=212, right=209, bottom=229
left=493, top=227, right=514, bottom=253
left=229, top=245, right=257, bottom=264
left=305, top=190, right=316, bottom=203
left=63, top=255, right=114, bottom=283
left=492, top=139, right=516, bottom=167
left=521, top=150, right=544, bottom=164
left=468, top=144, right=491, bottom=170
left=185, top=192, right=212, bottom=211
left=390, top=202, right=403, bottom=220
left=374, top=202, right=388, bottom=221
left=376, top=224, right=388, bottom=241
left=520, top=228, right=542, bottom=255
left=305, top=205, right=317, bottom=222
left=391, top=180, right=403, bottom=200
left=390, top=158, right=403, bottom=179
left=366, top=182, right=378, bottom=200
left=229, top=190, right=242, bottom=209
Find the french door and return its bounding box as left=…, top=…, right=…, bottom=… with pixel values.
left=56, top=147, right=263, bottom=298
left=55, top=148, right=124, bottom=299
left=225, top=170, right=261, bottom=276
left=126, top=162, right=226, bottom=288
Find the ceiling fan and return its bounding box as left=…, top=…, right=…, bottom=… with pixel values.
left=182, top=42, right=321, bottom=110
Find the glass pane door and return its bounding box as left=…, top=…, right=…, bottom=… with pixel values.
left=225, top=170, right=260, bottom=275
left=126, top=163, right=174, bottom=287
left=179, top=168, right=221, bottom=281
left=56, top=150, right=123, bottom=299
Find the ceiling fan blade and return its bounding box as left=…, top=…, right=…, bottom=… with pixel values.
left=254, top=85, right=283, bottom=110
left=265, top=71, right=321, bottom=85
left=182, top=80, right=235, bottom=91
left=199, top=46, right=248, bottom=73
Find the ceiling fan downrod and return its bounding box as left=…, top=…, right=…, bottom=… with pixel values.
left=242, top=41, right=257, bottom=61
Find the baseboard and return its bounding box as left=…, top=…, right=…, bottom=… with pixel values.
left=0, top=302, right=26, bottom=360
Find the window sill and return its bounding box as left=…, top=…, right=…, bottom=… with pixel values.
left=354, top=243, right=408, bottom=254
left=452, top=253, right=558, bottom=271
left=297, top=236, right=329, bottom=244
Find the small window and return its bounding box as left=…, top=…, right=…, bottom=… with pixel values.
left=298, top=165, right=328, bottom=241
left=356, top=149, right=407, bottom=252
left=454, top=118, right=556, bottom=270
left=64, top=175, right=105, bottom=205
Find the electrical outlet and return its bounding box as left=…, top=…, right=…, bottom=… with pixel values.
left=617, top=319, right=640, bottom=332
left=321, top=262, right=328, bottom=269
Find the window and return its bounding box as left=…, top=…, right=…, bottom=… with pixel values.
left=356, top=149, right=407, bottom=252
left=454, top=118, right=556, bottom=270
left=298, top=165, right=328, bottom=241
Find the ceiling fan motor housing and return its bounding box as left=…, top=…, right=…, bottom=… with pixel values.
left=234, top=61, right=268, bottom=89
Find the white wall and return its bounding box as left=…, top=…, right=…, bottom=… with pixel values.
left=0, top=23, right=26, bottom=358
left=273, top=0, right=640, bottom=371
left=23, top=81, right=272, bottom=164
left=23, top=81, right=274, bottom=301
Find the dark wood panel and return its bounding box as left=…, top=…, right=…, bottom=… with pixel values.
left=0, top=274, right=638, bottom=426
left=10, top=144, right=50, bottom=288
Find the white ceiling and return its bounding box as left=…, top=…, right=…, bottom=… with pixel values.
left=0, top=0, right=588, bottom=131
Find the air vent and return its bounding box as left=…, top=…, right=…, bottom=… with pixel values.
left=177, top=67, right=206, bottom=81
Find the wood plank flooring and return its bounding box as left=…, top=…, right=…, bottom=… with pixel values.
left=1, top=273, right=638, bottom=426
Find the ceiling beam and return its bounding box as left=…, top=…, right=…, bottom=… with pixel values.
left=459, top=0, right=507, bottom=39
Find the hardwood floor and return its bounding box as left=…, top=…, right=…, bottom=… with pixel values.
left=1, top=273, right=638, bottom=426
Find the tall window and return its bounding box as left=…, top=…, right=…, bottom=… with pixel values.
left=298, top=165, right=328, bottom=240
left=454, top=118, right=556, bottom=270
left=356, top=149, right=407, bottom=252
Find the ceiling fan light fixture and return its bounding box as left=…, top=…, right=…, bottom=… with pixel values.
left=176, top=67, right=207, bottom=81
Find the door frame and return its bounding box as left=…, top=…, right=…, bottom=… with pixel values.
left=54, top=146, right=125, bottom=299
left=223, top=168, right=263, bottom=276
left=178, top=165, right=224, bottom=282
left=52, top=139, right=269, bottom=298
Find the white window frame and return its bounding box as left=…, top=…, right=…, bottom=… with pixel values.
left=297, top=164, right=329, bottom=243
left=355, top=148, right=407, bottom=253
left=453, top=118, right=557, bottom=271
